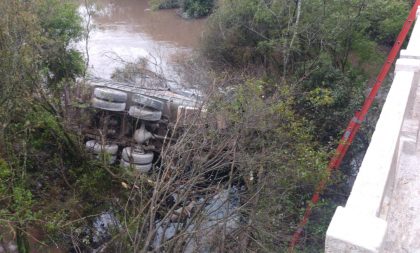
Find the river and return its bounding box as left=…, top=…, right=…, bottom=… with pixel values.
left=77, top=0, right=206, bottom=79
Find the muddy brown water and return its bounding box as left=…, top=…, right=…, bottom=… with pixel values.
left=77, top=0, right=206, bottom=78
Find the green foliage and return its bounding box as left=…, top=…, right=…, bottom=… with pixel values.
left=212, top=79, right=328, bottom=186
left=0, top=0, right=88, bottom=249
left=36, top=0, right=84, bottom=86
left=149, top=0, right=180, bottom=10
left=11, top=187, right=36, bottom=222
left=202, top=0, right=404, bottom=70
left=150, top=0, right=214, bottom=17
left=0, top=132, right=38, bottom=229
left=0, top=0, right=83, bottom=116
left=202, top=0, right=400, bottom=145
left=70, top=161, right=113, bottom=199
left=365, top=0, right=410, bottom=46
left=210, top=79, right=328, bottom=251
left=0, top=159, right=11, bottom=195
left=0, top=159, right=11, bottom=178
left=27, top=108, right=67, bottom=148
left=351, top=32, right=380, bottom=64
left=0, top=0, right=41, bottom=116
left=296, top=200, right=338, bottom=252
left=182, top=0, right=214, bottom=18
left=202, top=0, right=283, bottom=65
left=199, top=0, right=410, bottom=251
left=37, top=0, right=82, bottom=44
left=307, top=88, right=334, bottom=107
left=296, top=57, right=365, bottom=143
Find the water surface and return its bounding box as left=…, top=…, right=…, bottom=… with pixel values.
left=78, top=0, right=206, bottom=78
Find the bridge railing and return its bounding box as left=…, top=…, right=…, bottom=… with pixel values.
left=325, top=10, right=420, bottom=253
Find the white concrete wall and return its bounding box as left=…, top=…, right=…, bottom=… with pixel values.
left=325, top=10, right=420, bottom=253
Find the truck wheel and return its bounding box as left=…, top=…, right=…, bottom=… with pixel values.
left=86, top=140, right=119, bottom=155
left=121, top=160, right=152, bottom=173
left=92, top=97, right=126, bottom=112
left=122, top=147, right=154, bottom=165
left=128, top=106, right=162, bottom=121
left=132, top=94, right=164, bottom=111
left=94, top=87, right=127, bottom=103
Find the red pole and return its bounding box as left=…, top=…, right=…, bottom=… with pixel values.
left=288, top=1, right=420, bottom=251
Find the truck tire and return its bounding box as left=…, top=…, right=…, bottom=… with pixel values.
left=92, top=97, right=126, bottom=112
left=85, top=140, right=98, bottom=151
left=86, top=140, right=119, bottom=155
left=122, top=147, right=154, bottom=165
left=121, top=160, right=152, bottom=173
left=94, top=87, right=127, bottom=103
left=129, top=106, right=162, bottom=121
left=132, top=94, right=164, bottom=111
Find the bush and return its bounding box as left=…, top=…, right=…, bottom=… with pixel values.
left=182, top=0, right=214, bottom=18
left=36, top=0, right=84, bottom=86
left=149, top=0, right=214, bottom=17
left=296, top=58, right=366, bottom=144
left=211, top=79, right=329, bottom=251
left=201, top=0, right=280, bottom=66
left=365, top=1, right=410, bottom=46
left=149, top=0, right=180, bottom=10
left=202, top=0, right=408, bottom=72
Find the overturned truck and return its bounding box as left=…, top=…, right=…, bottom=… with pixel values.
left=82, top=78, right=203, bottom=173
left=77, top=78, right=241, bottom=252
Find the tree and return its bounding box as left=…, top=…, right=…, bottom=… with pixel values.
left=36, top=0, right=84, bottom=88
left=0, top=1, right=85, bottom=251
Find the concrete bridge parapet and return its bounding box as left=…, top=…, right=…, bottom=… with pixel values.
left=325, top=10, right=420, bottom=253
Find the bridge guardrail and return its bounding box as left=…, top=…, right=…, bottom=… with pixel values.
left=325, top=11, right=420, bottom=253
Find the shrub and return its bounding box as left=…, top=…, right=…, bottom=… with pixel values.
left=365, top=1, right=409, bottom=46
left=149, top=0, right=180, bottom=10
left=149, top=0, right=214, bottom=17
left=182, top=0, right=214, bottom=18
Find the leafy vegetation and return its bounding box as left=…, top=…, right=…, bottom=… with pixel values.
left=198, top=0, right=410, bottom=250
left=212, top=81, right=330, bottom=251
left=150, top=0, right=180, bottom=10
left=0, top=0, right=87, bottom=251
left=182, top=0, right=214, bottom=17
left=201, top=0, right=408, bottom=144
left=150, top=0, right=214, bottom=18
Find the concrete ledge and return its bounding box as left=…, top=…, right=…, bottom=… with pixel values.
left=345, top=71, right=416, bottom=216
left=408, top=10, right=420, bottom=51
left=417, top=128, right=420, bottom=153
left=395, top=58, right=420, bottom=72
left=400, top=50, right=420, bottom=59
left=326, top=207, right=387, bottom=253
left=326, top=64, right=419, bottom=252
left=326, top=7, right=420, bottom=253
